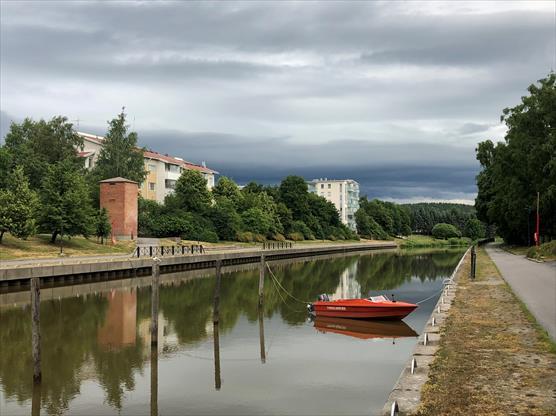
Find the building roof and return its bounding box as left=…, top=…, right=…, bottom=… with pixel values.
left=78, top=131, right=218, bottom=174
left=308, top=178, right=359, bottom=184
left=99, top=177, right=138, bottom=184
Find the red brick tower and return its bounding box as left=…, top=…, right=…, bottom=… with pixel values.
left=99, top=177, right=138, bottom=240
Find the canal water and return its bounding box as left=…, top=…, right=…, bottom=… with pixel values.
left=0, top=248, right=464, bottom=415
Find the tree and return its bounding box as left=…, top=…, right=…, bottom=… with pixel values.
left=210, top=198, right=241, bottom=241
left=174, top=169, right=211, bottom=213
left=432, top=223, right=461, bottom=239
left=95, top=208, right=112, bottom=244
left=241, top=208, right=276, bottom=236
left=0, top=167, right=38, bottom=243
left=2, top=117, right=84, bottom=189
left=475, top=74, right=556, bottom=243
left=463, top=218, right=486, bottom=240
left=92, top=108, right=146, bottom=184
left=39, top=159, right=95, bottom=242
left=278, top=176, right=310, bottom=221
left=212, top=177, right=243, bottom=207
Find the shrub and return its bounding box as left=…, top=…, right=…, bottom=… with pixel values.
left=432, top=223, right=461, bottom=239
left=237, top=231, right=254, bottom=242
left=272, top=233, right=286, bottom=241
left=291, top=220, right=312, bottom=239
left=287, top=232, right=305, bottom=241
left=253, top=233, right=266, bottom=243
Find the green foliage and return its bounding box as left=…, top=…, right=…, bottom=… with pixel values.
left=291, top=220, right=314, bottom=240
left=174, top=169, right=212, bottom=214
left=0, top=167, right=38, bottom=242
left=463, top=218, right=486, bottom=240
left=210, top=197, right=241, bottom=241
left=212, top=176, right=243, bottom=207
left=237, top=231, right=255, bottom=242
left=2, top=116, right=84, bottom=190
left=91, top=109, right=146, bottom=184
left=95, top=208, right=112, bottom=244
left=39, top=159, right=95, bottom=242
left=241, top=207, right=276, bottom=236
left=476, top=74, right=556, bottom=244
left=403, top=202, right=475, bottom=235
left=432, top=223, right=462, bottom=239
left=287, top=232, right=305, bottom=241
left=278, top=175, right=310, bottom=221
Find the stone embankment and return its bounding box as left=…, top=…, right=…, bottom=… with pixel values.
left=0, top=241, right=396, bottom=288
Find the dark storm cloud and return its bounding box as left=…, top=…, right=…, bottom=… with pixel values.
left=1, top=1, right=554, bottom=202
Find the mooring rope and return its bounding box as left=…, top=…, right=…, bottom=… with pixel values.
left=265, top=263, right=312, bottom=305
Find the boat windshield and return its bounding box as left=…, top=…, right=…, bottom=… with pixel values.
left=368, top=295, right=389, bottom=303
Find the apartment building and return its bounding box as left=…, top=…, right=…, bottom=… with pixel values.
left=307, top=178, right=360, bottom=230
left=78, top=132, right=218, bottom=203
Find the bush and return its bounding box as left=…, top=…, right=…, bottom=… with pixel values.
left=432, top=223, right=461, bottom=239
left=253, top=233, right=266, bottom=243
left=291, top=220, right=312, bottom=240
left=527, top=240, right=556, bottom=260
left=463, top=218, right=486, bottom=240
left=237, top=231, right=254, bottom=242
left=272, top=233, right=286, bottom=241
left=287, top=232, right=305, bottom=241
left=448, top=237, right=470, bottom=246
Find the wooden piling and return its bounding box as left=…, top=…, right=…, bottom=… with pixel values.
left=31, top=379, right=41, bottom=416
left=213, top=260, right=222, bottom=324
left=213, top=322, right=221, bottom=390
left=258, top=305, right=266, bottom=364
left=31, top=275, right=41, bottom=384
left=258, top=255, right=265, bottom=306
left=151, top=259, right=160, bottom=346
left=150, top=346, right=158, bottom=416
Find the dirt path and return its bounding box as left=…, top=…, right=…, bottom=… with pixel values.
left=417, top=247, right=556, bottom=415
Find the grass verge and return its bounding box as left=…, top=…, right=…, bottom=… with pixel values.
left=397, top=234, right=470, bottom=248
left=416, top=247, right=556, bottom=415
left=0, top=233, right=135, bottom=261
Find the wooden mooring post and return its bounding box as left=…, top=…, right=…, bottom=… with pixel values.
left=213, top=321, right=221, bottom=390
left=258, top=304, right=266, bottom=364
left=31, top=275, right=41, bottom=384
left=151, top=259, right=160, bottom=346
left=258, top=255, right=265, bottom=306
left=150, top=346, right=158, bottom=416
left=31, top=381, right=41, bottom=416
left=213, top=260, right=222, bottom=324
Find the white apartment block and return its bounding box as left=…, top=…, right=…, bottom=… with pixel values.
left=307, top=178, right=360, bottom=230
left=78, top=132, right=218, bottom=204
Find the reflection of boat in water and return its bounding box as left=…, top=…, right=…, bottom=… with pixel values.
left=313, top=316, right=418, bottom=340
left=308, top=295, right=418, bottom=320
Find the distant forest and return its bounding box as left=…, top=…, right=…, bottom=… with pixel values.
left=403, top=203, right=476, bottom=235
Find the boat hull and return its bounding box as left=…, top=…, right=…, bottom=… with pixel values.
left=311, top=299, right=417, bottom=320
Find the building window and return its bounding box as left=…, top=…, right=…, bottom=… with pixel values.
left=165, top=164, right=180, bottom=173
left=328, top=184, right=331, bottom=189
left=165, top=179, right=176, bottom=189
left=148, top=164, right=156, bottom=172
left=320, top=184, right=324, bottom=189
left=149, top=182, right=155, bottom=191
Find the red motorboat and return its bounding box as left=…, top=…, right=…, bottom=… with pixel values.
left=308, top=295, right=417, bottom=320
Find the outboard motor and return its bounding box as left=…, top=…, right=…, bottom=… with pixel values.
left=317, top=294, right=330, bottom=302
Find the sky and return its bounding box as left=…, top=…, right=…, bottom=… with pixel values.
left=1, top=1, right=555, bottom=204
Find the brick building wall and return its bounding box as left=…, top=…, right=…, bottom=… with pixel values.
left=99, top=177, right=138, bottom=240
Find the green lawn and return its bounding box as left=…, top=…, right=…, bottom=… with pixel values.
left=396, top=234, right=471, bottom=248
left=0, top=233, right=136, bottom=261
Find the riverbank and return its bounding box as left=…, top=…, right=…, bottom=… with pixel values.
left=0, top=241, right=397, bottom=287
left=397, top=235, right=470, bottom=249
left=417, top=246, right=556, bottom=415
left=502, top=241, right=556, bottom=262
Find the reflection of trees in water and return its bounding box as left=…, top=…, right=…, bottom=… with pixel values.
left=356, top=250, right=464, bottom=293
left=0, top=249, right=464, bottom=414
left=0, top=296, right=108, bottom=415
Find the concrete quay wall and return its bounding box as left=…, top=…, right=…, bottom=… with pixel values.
left=0, top=242, right=396, bottom=288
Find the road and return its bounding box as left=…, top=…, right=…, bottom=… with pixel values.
left=485, top=244, right=556, bottom=341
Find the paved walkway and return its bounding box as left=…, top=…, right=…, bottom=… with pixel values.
left=485, top=243, right=556, bottom=341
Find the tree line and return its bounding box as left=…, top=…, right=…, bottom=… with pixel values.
left=355, top=199, right=485, bottom=240
left=475, top=73, right=555, bottom=245
left=138, top=174, right=358, bottom=242
left=0, top=109, right=143, bottom=244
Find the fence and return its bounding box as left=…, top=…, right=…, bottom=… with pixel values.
left=135, top=245, right=204, bottom=258
left=262, top=241, right=293, bottom=250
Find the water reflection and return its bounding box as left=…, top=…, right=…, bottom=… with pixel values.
left=0, top=249, right=464, bottom=415
left=313, top=317, right=418, bottom=340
